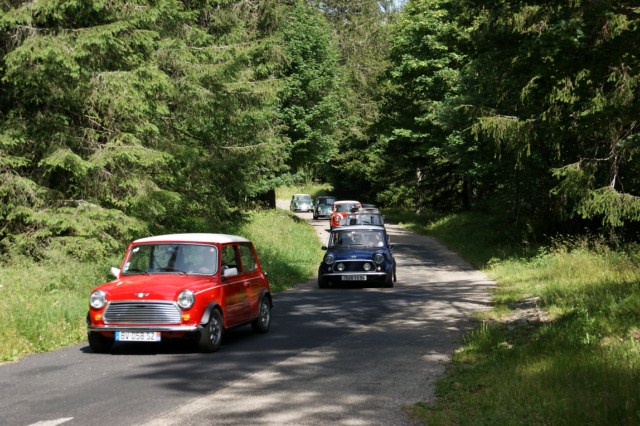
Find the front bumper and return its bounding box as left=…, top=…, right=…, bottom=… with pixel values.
left=321, top=271, right=388, bottom=281
left=88, top=325, right=202, bottom=332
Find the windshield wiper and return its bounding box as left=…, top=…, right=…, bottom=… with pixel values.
left=157, top=267, right=187, bottom=275
left=124, top=268, right=150, bottom=275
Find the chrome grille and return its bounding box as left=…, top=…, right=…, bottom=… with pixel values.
left=104, top=302, right=181, bottom=324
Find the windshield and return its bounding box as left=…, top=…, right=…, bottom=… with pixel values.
left=123, top=243, right=218, bottom=275
left=328, top=229, right=386, bottom=248
left=317, top=197, right=336, bottom=205
left=294, top=195, right=312, bottom=202
left=345, top=213, right=384, bottom=226
left=335, top=203, right=358, bottom=212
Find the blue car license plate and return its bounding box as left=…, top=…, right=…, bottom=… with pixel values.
left=342, top=275, right=366, bottom=281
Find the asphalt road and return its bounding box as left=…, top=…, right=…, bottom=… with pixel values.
left=0, top=205, right=494, bottom=426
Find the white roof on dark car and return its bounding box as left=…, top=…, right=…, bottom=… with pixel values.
left=133, top=233, right=250, bottom=244
left=332, top=225, right=385, bottom=231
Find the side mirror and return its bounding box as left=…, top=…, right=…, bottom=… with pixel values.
left=388, top=244, right=394, bottom=250
left=321, top=246, right=328, bottom=251
left=110, top=267, right=121, bottom=278
left=223, top=267, right=238, bottom=278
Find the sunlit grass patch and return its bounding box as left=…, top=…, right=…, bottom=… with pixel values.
left=276, top=183, right=333, bottom=200
left=238, top=210, right=322, bottom=292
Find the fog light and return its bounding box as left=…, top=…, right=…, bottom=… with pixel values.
left=363, top=263, right=372, bottom=271
left=336, top=263, right=345, bottom=271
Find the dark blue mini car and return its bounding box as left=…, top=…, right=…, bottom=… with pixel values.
left=318, top=225, right=397, bottom=288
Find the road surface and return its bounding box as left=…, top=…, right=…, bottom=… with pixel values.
left=0, top=204, right=494, bottom=426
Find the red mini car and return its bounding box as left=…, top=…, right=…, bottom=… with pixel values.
left=87, top=233, right=272, bottom=353
left=330, top=200, right=362, bottom=229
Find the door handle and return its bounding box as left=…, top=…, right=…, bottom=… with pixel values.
left=243, top=281, right=250, bottom=287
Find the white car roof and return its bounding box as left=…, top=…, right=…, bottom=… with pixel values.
left=334, top=200, right=360, bottom=204
left=133, top=233, right=250, bottom=244
left=332, top=225, right=385, bottom=231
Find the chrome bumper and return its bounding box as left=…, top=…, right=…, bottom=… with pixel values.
left=88, top=325, right=202, bottom=332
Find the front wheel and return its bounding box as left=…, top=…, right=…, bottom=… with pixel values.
left=199, top=309, right=224, bottom=353
left=383, top=271, right=394, bottom=288
left=251, top=297, right=271, bottom=333
left=88, top=331, right=114, bottom=353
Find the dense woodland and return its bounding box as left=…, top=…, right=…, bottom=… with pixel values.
left=1, top=0, right=639, bottom=261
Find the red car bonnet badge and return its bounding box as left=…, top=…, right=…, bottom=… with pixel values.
left=135, top=293, right=149, bottom=298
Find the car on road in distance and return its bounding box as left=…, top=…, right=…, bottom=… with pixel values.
left=318, top=225, right=396, bottom=288
left=87, top=233, right=273, bottom=353
left=313, top=195, right=336, bottom=220
left=330, top=200, right=362, bottom=229
left=290, top=194, right=313, bottom=212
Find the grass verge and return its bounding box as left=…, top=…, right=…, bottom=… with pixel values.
left=385, top=209, right=640, bottom=425
left=0, top=209, right=321, bottom=362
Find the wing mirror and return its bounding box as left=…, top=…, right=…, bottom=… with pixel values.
left=110, top=267, right=121, bottom=278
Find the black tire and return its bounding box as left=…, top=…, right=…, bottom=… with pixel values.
left=251, top=297, right=271, bottom=333
left=393, top=267, right=397, bottom=282
left=199, top=309, right=224, bottom=353
left=88, top=331, right=114, bottom=353
left=318, top=274, right=330, bottom=289
left=383, top=271, right=394, bottom=288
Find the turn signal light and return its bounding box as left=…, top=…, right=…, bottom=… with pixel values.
left=182, top=314, right=191, bottom=322
left=94, top=314, right=102, bottom=322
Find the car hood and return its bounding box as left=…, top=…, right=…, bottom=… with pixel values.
left=96, top=274, right=215, bottom=300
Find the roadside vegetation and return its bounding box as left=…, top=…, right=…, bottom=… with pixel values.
left=276, top=183, right=334, bottom=201
left=0, top=209, right=321, bottom=362
left=385, top=209, right=640, bottom=425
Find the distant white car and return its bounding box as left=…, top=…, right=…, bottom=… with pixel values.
left=290, top=194, right=312, bottom=212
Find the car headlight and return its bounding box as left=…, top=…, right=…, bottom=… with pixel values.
left=373, top=253, right=385, bottom=264
left=363, top=263, right=372, bottom=271
left=177, top=290, right=195, bottom=309
left=336, top=263, right=345, bottom=271
left=90, top=290, right=107, bottom=309
left=325, top=254, right=335, bottom=265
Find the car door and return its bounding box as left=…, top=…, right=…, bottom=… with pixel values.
left=219, top=244, right=249, bottom=326
left=237, top=243, right=264, bottom=320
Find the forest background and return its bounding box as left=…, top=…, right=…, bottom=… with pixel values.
left=1, top=0, right=640, bottom=422
left=2, top=0, right=639, bottom=260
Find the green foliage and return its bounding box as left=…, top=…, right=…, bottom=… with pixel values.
left=373, top=0, right=640, bottom=232
left=276, top=2, right=341, bottom=177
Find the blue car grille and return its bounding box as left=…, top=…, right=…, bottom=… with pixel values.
left=336, top=261, right=373, bottom=272
left=103, top=302, right=182, bottom=324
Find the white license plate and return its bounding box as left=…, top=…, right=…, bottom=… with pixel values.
left=342, top=275, right=367, bottom=281
left=115, top=331, right=161, bottom=342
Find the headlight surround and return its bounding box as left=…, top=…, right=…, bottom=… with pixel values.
left=177, top=290, right=195, bottom=309
left=90, top=290, right=107, bottom=309
left=325, top=253, right=335, bottom=265
left=373, top=253, right=385, bottom=265
left=336, top=263, right=345, bottom=272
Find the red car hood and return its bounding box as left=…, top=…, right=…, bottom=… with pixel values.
left=97, top=274, right=215, bottom=301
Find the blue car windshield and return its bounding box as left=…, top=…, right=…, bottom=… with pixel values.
left=329, top=230, right=386, bottom=248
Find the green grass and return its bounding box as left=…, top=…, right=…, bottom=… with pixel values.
left=0, top=209, right=321, bottom=362
left=388, top=209, right=640, bottom=425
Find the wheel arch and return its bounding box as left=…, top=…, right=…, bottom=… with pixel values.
left=200, top=302, right=223, bottom=326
